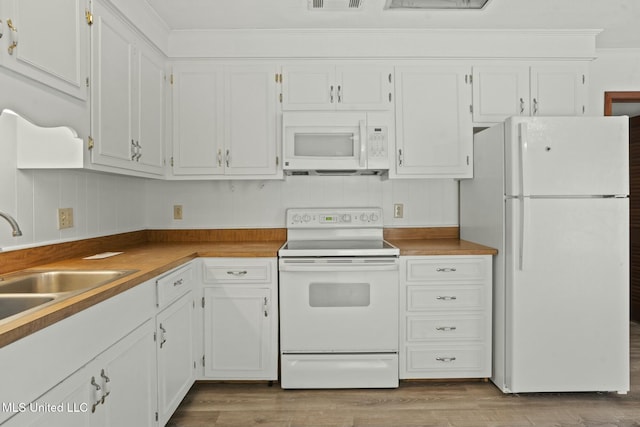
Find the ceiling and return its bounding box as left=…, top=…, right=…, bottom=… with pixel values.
left=145, top=0, right=640, bottom=48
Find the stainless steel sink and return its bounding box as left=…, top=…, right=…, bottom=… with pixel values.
left=0, top=294, right=57, bottom=321
left=0, top=270, right=136, bottom=294
left=0, top=269, right=137, bottom=323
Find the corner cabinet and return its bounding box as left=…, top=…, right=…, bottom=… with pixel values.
left=471, top=62, right=588, bottom=124
left=170, top=62, right=280, bottom=179
left=400, top=256, right=492, bottom=379
left=200, top=258, right=278, bottom=380
left=0, top=0, right=90, bottom=100
left=89, top=0, right=165, bottom=177
left=392, top=65, right=473, bottom=179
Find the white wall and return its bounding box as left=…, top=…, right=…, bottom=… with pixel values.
left=588, top=48, right=640, bottom=115
left=144, top=176, right=458, bottom=229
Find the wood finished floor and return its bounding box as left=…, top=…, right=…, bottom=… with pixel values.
left=168, top=321, right=640, bottom=427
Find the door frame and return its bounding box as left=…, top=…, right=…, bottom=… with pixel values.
left=604, top=91, right=640, bottom=116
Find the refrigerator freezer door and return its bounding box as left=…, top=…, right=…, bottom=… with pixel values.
left=505, top=116, right=629, bottom=197
left=504, top=197, right=629, bottom=393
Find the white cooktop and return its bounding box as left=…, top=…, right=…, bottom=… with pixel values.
left=280, top=208, right=399, bottom=257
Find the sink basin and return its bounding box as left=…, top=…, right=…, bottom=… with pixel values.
left=0, top=295, right=57, bottom=321
left=0, top=270, right=136, bottom=294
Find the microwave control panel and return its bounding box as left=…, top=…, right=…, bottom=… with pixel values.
left=368, top=127, right=387, bottom=158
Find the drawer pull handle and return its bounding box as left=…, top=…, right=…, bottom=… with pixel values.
left=436, top=296, right=457, bottom=301
left=173, top=278, right=184, bottom=287
left=436, top=267, right=457, bottom=273
left=227, top=270, right=248, bottom=276
left=436, top=357, right=457, bottom=363
left=436, top=326, right=457, bottom=331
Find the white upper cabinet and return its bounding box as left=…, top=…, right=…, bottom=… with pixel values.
left=0, top=0, right=90, bottom=100
left=90, top=0, right=165, bottom=177
left=282, top=64, right=393, bottom=111
left=393, top=65, right=473, bottom=179
left=529, top=64, right=587, bottom=116
left=171, top=62, right=280, bottom=179
left=224, top=64, right=279, bottom=175
left=472, top=62, right=587, bottom=123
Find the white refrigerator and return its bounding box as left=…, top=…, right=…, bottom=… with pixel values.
left=460, top=116, right=630, bottom=394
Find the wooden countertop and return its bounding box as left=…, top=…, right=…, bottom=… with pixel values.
left=0, top=240, right=283, bottom=348
left=0, top=227, right=496, bottom=348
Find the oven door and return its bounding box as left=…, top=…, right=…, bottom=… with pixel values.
left=279, top=257, right=399, bottom=353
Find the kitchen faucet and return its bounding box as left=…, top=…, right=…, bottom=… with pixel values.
left=0, top=211, right=23, bottom=237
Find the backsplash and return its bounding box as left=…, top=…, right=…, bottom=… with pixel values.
left=144, top=176, right=458, bottom=229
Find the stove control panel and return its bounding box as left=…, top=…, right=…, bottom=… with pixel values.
left=287, top=208, right=383, bottom=228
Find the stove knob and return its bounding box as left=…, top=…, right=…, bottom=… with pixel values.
left=370, top=213, right=379, bottom=222
left=341, top=214, right=351, bottom=223
left=302, top=214, right=311, bottom=223
left=292, top=214, right=301, bottom=223
left=360, top=213, right=369, bottom=222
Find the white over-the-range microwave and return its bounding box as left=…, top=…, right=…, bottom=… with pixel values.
left=282, top=111, right=393, bottom=175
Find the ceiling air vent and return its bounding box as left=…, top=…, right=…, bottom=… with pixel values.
left=384, top=0, right=490, bottom=9
left=308, top=0, right=364, bottom=11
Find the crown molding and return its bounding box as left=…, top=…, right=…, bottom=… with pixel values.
left=167, top=28, right=600, bottom=59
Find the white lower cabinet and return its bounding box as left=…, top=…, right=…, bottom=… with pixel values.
left=200, top=258, right=278, bottom=380
left=400, top=256, right=492, bottom=379
left=155, top=263, right=196, bottom=427
left=7, top=319, right=157, bottom=427
left=0, top=280, right=157, bottom=427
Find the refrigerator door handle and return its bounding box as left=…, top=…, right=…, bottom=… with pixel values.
left=519, top=197, right=529, bottom=271
left=518, top=123, right=529, bottom=197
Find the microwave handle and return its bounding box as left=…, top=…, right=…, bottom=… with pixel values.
left=359, top=120, right=366, bottom=168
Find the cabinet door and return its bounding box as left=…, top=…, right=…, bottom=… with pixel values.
left=203, top=287, right=276, bottom=379
left=171, top=63, right=224, bottom=175
left=224, top=64, right=278, bottom=175
left=394, top=66, right=473, bottom=178
left=134, top=45, right=165, bottom=175
left=530, top=64, right=586, bottom=116
left=5, top=320, right=157, bottom=427
left=156, top=292, right=195, bottom=427
left=281, top=64, right=335, bottom=110
left=3, top=365, right=93, bottom=427
left=336, top=65, right=393, bottom=111
left=90, top=1, right=135, bottom=171
left=97, top=319, right=157, bottom=427
left=472, top=66, right=529, bottom=122
left=0, top=0, right=89, bottom=100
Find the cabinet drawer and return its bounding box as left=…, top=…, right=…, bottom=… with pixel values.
left=406, top=315, right=486, bottom=342
left=157, top=263, right=193, bottom=308
left=406, top=257, right=488, bottom=282
left=202, top=259, right=273, bottom=284
left=405, top=345, right=488, bottom=375
left=406, top=285, right=484, bottom=311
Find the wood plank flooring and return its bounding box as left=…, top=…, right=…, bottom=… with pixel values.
left=168, top=321, right=640, bottom=427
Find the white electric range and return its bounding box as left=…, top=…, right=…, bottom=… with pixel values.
left=278, top=207, right=400, bottom=389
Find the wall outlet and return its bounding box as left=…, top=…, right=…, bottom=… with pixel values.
left=58, top=208, right=74, bottom=229
left=173, top=205, right=183, bottom=220
left=393, top=203, right=404, bottom=218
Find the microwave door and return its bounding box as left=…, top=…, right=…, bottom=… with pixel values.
left=284, top=125, right=365, bottom=170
